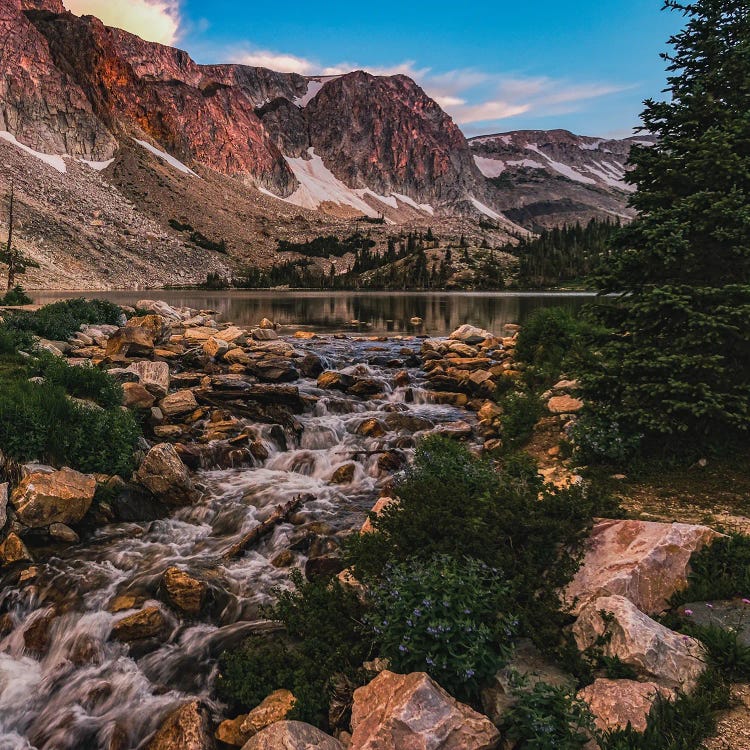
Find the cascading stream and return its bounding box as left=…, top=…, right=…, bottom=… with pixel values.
left=0, top=336, right=471, bottom=750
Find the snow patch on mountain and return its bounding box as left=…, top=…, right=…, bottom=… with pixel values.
left=525, top=144, right=597, bottom=185
left=134, top=139, right=199, bottom=177
left=0, top=131, right=67, bottom=173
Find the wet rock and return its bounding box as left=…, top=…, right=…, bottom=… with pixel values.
left=126, top=314, right=172, bottom=346
left=48, top=522, right=79, bottom=544
left=0, top=613, right=14, bottom=637
left=135, top=443, right=197, bottom=507
left=572, top=595, right=705, bottom=691
left=271, top=550, right=295, bottom=568
left=246, top=358, right=300, bottom=383
left=547, top=395, right=584, bottom=414
left=242, top=721, right=343, bottom=750
left=240, top=689, right=297, bottom=737
left=578, top=678, right=666, bottom=733
left=23, top=609, right=57, bottom=656
left=449, top=325, right=493, bottom=345
left=355, top=419, right=387, bottom=438
left=431, top=420, right=473, bottom=440
left=160, top=389, right=199, bottom=417
left=305, top=554, right=345, bottom=581
left=348, top=378, right=383, bottom=397
left=112, top=606, right=170, bottom=643
left=383, top=413, right=433, bottom=432
left=394, top=370, right=411, bottom=387
left=105, top=326, right=155, bottom=359
left=126, top=360, right=171, bottom=397
left=350, top=670, right=500, bottom=750
left=146, top=700, right=215, bottom=750
left=300, top=353, right=325, bottom=378
left=377, top=450, right=407, bottom=473
left=0, top=532, right=32, bottom=565
left=123, top=382, right=156, bottom=409
left=564, top=519, right=722, bottom=615
left=161, top=566, right=207, bottom=616
left=252, top=328, right=279, bottom=341
left=317, top=371, right=354, bottom=392
left=330, top=463, right=356, bottom=485
left=11, top=467, right=96, bottom=528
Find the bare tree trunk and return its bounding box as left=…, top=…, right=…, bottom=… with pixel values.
left=6, top=181, right=14, bottom=291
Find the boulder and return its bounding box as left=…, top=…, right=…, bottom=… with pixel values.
left=300, top=353, right=325, bottom=378
left=564, top=519, right=722, bottom=615
left=246, top=358, right=300, bottom=383
left=252, top=328, right=279, bottom=341
left=48, top=522, right=79, bottom=544
left=449, top=325, right=492, bottom=345
left=241, top=721, right=342, bottom=750
left=578, top=678, right=666, bottom=733
left=220, top=326, right=249, bottom=345
left=105, top=327, right=155, bottom=359
left=349, top=670, right=500, bottom=750
left=161, top=567, right=207, bottom=616
left=160, top=390, right=199, bottom=418
left=225, top=348, right=251, bottom=366
left=572, top=595, right=705, bottom=690
left=547, top=395, right=584, bottom=414
left=383, top=413, right=434, bottom=433
left=146, top=701, right=215, bottom=750
left=112, top=606, right=170, bottom=643
left=0, top=532, right=32, bottom=565
left=355, top=419, right=387, bottom=438
left=11, top=468, right=96, bottom=528
left=126, top=360, right=171, bottom=397
left=126, top=314, right=172, bottom=346
left=136, top=300, right=184, bottom=321
left=317, top=371, right=354, bottom=392
left=204, top=337, right=230, bottom=359
left=216, top=715, right=249, bottom=747
left=361, top=498, right=396, bottom=534
left=135, top=443, right=197, bottom=507
left=431, top=421, right=472, bottom=440
left=259, top=318, right=276, bottom=329
left=123, top=382, right=156, bottom=410
left=330, top=464, right=356, bottom=485
left=239, top=690, right=296, bottom=737
left=184, top=327, right=220, bottom=343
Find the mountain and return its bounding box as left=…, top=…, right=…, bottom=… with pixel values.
left=471, top=130, right=654, bottom=231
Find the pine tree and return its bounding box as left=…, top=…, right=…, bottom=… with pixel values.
left=0, top=182, right=38, bottom=290
left=584, top=0, right=750, bottom=455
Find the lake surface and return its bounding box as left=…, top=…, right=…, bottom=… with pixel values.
left=31, top=290, right=595, bottom=336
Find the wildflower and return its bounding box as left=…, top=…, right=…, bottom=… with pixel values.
left=426, top=657, right=435, bottom=666
left=398, top=644, right=408, bottom=653
left=413, top=608, right=422, bottom=617
left=742, top=598, right=750, bottom=605
left=706, top=603, right=714, bottom=609
left=684, top=609, right=693, bottom=616
left=465, top=669, right=476, bottom=678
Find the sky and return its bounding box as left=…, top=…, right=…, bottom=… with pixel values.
left=63, top=1, right=684, bottom=138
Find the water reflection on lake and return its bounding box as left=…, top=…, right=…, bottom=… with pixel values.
left=31, top=290, right=595, bottom=336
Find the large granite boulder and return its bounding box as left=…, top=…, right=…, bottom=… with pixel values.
left=578, top=678, right=666, bottom=733
left=11, top=467, right=96, bottom=528
left=126, top=360, right=171, bottom=398
left=126, top=314, right=173, bottom=346
left=105, top=326, right=155, bottom=359
left=135, top=443, right=197, bottom=507
left=349, top=670, right=500, bottom=750
left=565, top=519, right=722, bottom=615
left=449, top=325, right=492, bottom=345
left=572, top=595, right=705, bottom=691
left=241, top=721, right=342, bottom=750
left=160, top=390, right=199, bottom=418
left=239, top=690, right=297, bottom=737
left=146, top=700, right=215, bottom=750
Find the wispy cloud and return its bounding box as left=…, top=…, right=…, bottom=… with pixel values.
left=64, top=0, right=182, bottom=45
left=227, top=46, right=632, bottom=129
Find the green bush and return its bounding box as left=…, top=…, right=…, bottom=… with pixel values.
left=497, top=390, right=544, bottom=450
left=682, top=622, right=750, bottom=683
left=570, top=409, right=644, bottom=465
left=0, top=323, right=35, bottom=355
left=0, top=378, right=139, bottom=475
left=5, top=298, right=123, bottom=341
left=670, top=535, right=750, bottom=606
left=216, top=570, right=373, bottom=728
left=0, top=285, right=32, bottom=306
left=502, top=682, right=594, bottom=749
left=29, top=353, right=123, bottom=409
left=366, top=555, right=516, bottom=700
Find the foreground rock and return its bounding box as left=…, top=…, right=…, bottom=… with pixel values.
left=565, top=519, right=721, bottom=615
left=349, top=670, right=500, bottom=750
left=136, top=444, right=198, bottom=507
left=112, top=606, right=170, bottom=643
left=146, top=701, right=215, bottom=750
left=11, top=467, right=96, bottom=528
left=578, top=678, right=665, bottom=733
left=241, top=721, right=342, bottom=750
left=239, top=690, right=297, bottom=737
left=572, top=595, right=705, bottom=691
left=161, top=567, right=207, bottom=616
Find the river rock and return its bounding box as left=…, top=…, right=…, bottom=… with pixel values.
left=572, top=595, right=705, bottom=690
left=160, top=390, right=199, bottom=417
left=126, top=314, right=172, bottom=346
left=220, top=326, right=249, bottom=344
left=184, top=327, right=220, bottom=343
left=246, top=358, right=300, bottom=383
left=0, top=482, right=7, bottom=529
left=348, top=378, right=384, bottom=397
left=216, top=715, right=249, bottom=747
left=239, top=690, right=296, bottom=737
left=11, top=468, right=96, bottom=528
left=135, top=443, right=197, bottom=507
left=225, top=348, right=251, bottom=365
left=449, top=325, right=493, bottom=345
left=259, top=318, right=276, bottom=330
left=355, top=418, right=387, bottom=438
left=105, top=326, right=155, bottom=359
left=317, top=371, right=354, bottom=392
left=383, top=413, right=433, bottom=433
left=48, top=522, right=79, bottom=543
left=330, top=463, right=356, bottom=485
left=349, top=670, right=500, bottom=750
left=122, top=382, right=156, bottom=410
left=146, top=700, right=215, bottom=750
left=431, top=420, right=472, bottom=440
left=564, top=519, right=722, bottom=615
left=300, top=353, right=325, bottom=378
left=161, top=567, right=207, bottom=616
left=242, top=721, right=342, bottom=750
left=126, top=361, right=171, bottom=398
left=204, top=337, right=230, bottom=359
left=252, top=328, right=278, bottom=341
left=547, top=395, right=584, bottom=414
left=112, top=606, right=170, bottom=643
left=578, top=678, right=665, bottom=733
left=137, top=300, right=184, bottom=321
left=0, top=532, right=32, bottom=565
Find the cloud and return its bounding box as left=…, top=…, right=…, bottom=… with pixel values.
left=226, top=45, right=630, bottom=130
left=64, top=0, right=182, bottom=45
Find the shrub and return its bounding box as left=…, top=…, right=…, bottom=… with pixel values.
left=670, top=534, right=750, bottom=606
left=5, top=298, right=123, bottom=341
left=502, top=682, right=594, bottom=749
left=683, top=622, right=750, bottom=683
left=570, top=409, right=644, bottom=465
left=366, top=555, right=517, bottom=700
left=0, top=285, right=32, bottom=306
left=0, top=323, right=34, bottom=355
left=496, top=390, right=544, bottom=450
left=29, top=353, right=123, bottom=409
left=0, top=378, right=139, bottom=475
left=216, top=570, right=373, bottom=728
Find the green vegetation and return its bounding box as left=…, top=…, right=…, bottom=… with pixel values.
left=495, top=390, right=544, bottom=450
left=277, top=233, right=375, bottom=258
left=581, top=0, right=750, bottom=459
left=1, top=181, right=39, bottom=290
left=0, top=285, right=32, bottom=306
left=3, top=298, right=123, bottom=341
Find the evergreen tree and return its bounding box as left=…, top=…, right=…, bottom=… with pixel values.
left=584, top=0, right=750, bottom=455
left=0, top=182, right=38, bottom=290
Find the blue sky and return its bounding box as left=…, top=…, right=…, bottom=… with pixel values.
left=65, top=0, right=683, bottom=138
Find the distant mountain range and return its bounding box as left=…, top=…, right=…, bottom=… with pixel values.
left=0, top=0, right=648, bottom=288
